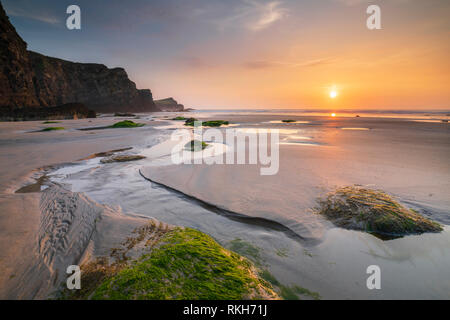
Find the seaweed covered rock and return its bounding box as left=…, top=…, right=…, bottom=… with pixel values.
left=68, top=227, right=278, bottom=300
left=317, top=186, right=443, bottom=239
left=110, top=120, right=145, bottom=128
left=100, top=155, right=146, bottom=163
left=39, top=127, right=64, bottom=132
left=184, top=118, right=229, bottom=127
left=185, top=140, right=208, bottom=152
left=171, top=116, right=187, bottom=120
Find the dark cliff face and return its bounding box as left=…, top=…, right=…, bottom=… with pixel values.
left=154, top=97, right=184, bottom=112
left=0, top=2, right=158, bottom=114
left=0, top=3, right=39, bottom=108
left=28, top=52, right=157, bottom=113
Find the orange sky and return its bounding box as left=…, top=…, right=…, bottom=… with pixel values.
left=139, top=1, right=450, bottom=110
left=7, top=0, right=450, bottom=110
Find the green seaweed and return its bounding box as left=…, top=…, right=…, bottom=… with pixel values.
left=183, top=117, right=199, bottom=125
left=185, top=119, right=229, bottom=127
left=275, top=248, right=289, bottom=258
left=258, top=269, right=320, bottom=300
left=40, top=127, right=64, bottom=132
left=110, top=120, right=145, bottom=128
left=279, top=285, right=321, bottom=300
left=171, top=116, right=187, bottom=120
left=303, top=249, right=314, bottom=258
left=114, top=113, right=136, bottom=117
left=317, top=186, right=443, bottom=239
left=90, top=228, right=276, bottom=300
left=259, top=270, right=280, bottom=287
left=42, top=121, right=60, bottom=124
left=185, top=140, right=209, bottom=152
left=228, top=239, right=262, bottom=265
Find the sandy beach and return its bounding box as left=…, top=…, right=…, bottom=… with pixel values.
left=0, top=111, right=449, bottom=299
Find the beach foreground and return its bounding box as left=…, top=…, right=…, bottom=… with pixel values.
left=0, top=111, right=449, bottom=299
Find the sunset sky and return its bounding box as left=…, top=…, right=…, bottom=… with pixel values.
left=4, top=0, right=449, bottom=110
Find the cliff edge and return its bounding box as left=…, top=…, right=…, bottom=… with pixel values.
left=0, top=2, right=159, bottom=117
left=154, top=97, right=184, bottom=112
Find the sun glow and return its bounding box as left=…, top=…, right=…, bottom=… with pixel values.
left=331, top=113, right=336, bottom=117
left=329, top=90, right=338, bottom=99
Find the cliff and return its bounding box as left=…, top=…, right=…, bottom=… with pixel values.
left=154, top=97, right=184, bottom=112
left=28, top=52, right=157, bottom=113
left=0, top=2, right=159, bottom=118
left=0, top=2, right=38, bottom=108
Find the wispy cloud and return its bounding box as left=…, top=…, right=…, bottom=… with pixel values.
left=333, top=0, right=369, bottom=6
left=215, top=0, right=288, bottom=32
left=243, top=57, right=336, bottom=69
left=5, top=6, right=60, bottom=25
left=248, top=1, right=288, bottom=31
left=333, top=0, right=410, bottom=6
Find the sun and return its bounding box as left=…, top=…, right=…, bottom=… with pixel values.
left=331, top=113, right=336, bottom=117
left=329, top=90, right=338, bottom=99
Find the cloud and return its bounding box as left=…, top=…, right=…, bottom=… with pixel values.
left=4, top=6, right=60, bottom=25
left=333, top=0, right=410, bottom=6
left=243, top=57, right=335, bottom=69
left=215, top=0, right=288, bottom=32
left=248, top=1, right=288, bottom=31
left=333, top=0, right=369, bottom=6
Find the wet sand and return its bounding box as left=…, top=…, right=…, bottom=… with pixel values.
left=143, top=114, right=450, bottom=237
left=0, top=112, right=449, bottom=299
left=0, top=115, right=164, bottom=298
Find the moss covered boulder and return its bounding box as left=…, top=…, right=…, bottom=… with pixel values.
left=184, top=118, right=229, bottom=127
left=89, top=228, right=278, bottom=300
left=40, top=126, right=64, bottom=132
left=110, top=120, right=144, bottom=128
left=185, top=139, right=208, bottom=152
left=317, top=186, right=443, bottom=239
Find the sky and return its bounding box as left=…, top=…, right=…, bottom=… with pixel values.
left=3, top=0, right=449, bottom=110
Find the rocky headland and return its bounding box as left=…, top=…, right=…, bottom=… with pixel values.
left=0, top=2, right=161, bottom=120
left=154, top=97, right=185, bottom=112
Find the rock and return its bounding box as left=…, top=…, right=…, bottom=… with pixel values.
left=185, top=140, right=208, bottom=152
left=154, top=97, right=184, bottom=112
left=317, top=186, right=443, bottom=239
left=184, top=119, right=229, bottom=127
left=0, top=3, right=158, bottom=119
left=0, top=3, right=38, bottom=108
left=0, top=103, right=96, bottom=121
left=100, top=155, right=146, bottom=163
left=114, top=113, right=136, bottom=117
